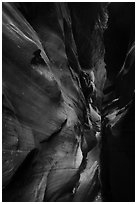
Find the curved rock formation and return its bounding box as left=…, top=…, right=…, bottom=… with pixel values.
left=2, top=2, right=135, bottom=202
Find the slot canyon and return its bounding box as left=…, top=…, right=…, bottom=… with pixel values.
left=2, top=2, right=135, bottom=202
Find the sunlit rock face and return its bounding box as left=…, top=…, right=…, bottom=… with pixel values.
left=2, top=2, right=134, bottom=202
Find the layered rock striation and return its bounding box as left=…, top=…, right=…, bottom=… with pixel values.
left=2, top=2, right=135, bottom=202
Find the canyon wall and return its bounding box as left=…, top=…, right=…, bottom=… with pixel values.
left=2, top=2, right=135, bottom=202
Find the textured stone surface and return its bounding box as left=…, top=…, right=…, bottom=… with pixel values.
left=2, top=2, right=135, bottom=202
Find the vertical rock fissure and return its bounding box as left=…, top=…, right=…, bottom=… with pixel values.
left=2, top=2, right=134, bottom=202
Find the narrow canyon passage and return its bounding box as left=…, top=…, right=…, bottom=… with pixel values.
left=2, top=2, right=135, bottom=202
